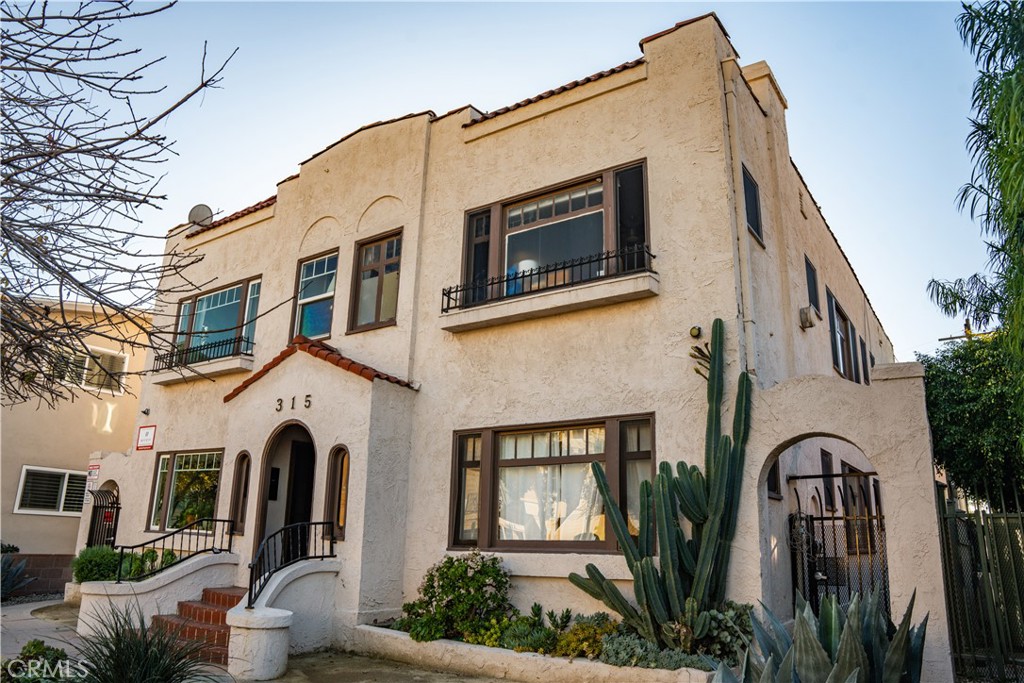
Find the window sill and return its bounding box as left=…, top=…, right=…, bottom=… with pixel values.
left=12, top=509, right=82, bottom=518
left=440, top=271, right=659, bottom=333
left=152, top=354, right=255, bottom=386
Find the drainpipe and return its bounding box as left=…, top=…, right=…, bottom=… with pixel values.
left=721, top=56, right=758, bottom=377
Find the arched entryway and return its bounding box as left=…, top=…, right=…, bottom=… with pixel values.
left=757, top=433, right=890, bottom=621
left=255, top=422, right=316, bottom=556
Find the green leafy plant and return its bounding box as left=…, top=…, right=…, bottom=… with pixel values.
left=463, top=615, right=516, bottom=648
left=569, top=318, right=752, bottom=650
left=0, top=639, right=69, bottom=683
left=713, top=591, right=928, bottom=683
left=71, top=546, right=120, bottom=583
left=696, top=601, right=754, bottom=666
left=554, top=612, right=618, bottom=660
left=497, top=603, right=571, bottom=654
left=75, top=601, right=222, bottom=682
left=1, top=554, right=34, bottom=599
left=396, top=551, right=514, bottom=642
left=1, top=542, right=20, bottom=554
left=599, top=630, right=714, bottom=671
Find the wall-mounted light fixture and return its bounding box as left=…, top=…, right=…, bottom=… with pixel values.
left=689, top=326, right=702, bottom=339
left=141, top=408, right=150, bottom=416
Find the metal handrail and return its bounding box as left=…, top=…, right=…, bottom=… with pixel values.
left=440, top=243, right=656, bottom=313
left=154, top=335, right=254, bottom=371
left=247, top=521, right=335, bottom=609
left=115, top=518, right=234, bottom=582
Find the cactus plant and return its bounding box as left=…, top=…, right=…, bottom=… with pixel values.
left=713, top=591, right=929, bottom=683
left=569, top=318, right=752, bottom=649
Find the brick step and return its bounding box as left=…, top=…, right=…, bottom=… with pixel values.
left=151, top=614, right=230, bottom=648
left=178, top=600, right=230, bottom=626
left=202, top=586, right=247, bottom=609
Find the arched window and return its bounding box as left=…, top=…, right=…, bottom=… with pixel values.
left=325, top=447, right=349, bottom=540
left=230, top=452, right=251, bottom=534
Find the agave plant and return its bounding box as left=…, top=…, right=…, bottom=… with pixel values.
left=1, top=553, right=34, bottom=599
left=713, top=591, right=928, bottom=683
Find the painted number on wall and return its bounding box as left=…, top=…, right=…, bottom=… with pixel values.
left=275, top=395, right=312, bottom=412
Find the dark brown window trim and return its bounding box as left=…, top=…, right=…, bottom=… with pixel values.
left=448, top=413, right=655, bottom=553
left=147, top=447, right=225, bottom=532
left=461, top=160, right=650, bottom=288
left=229, top=452, right=251, bottom=536
left=324, top=446, right=350, bottom=541
left=290, top=248, right=340, bottom=345
left=347, top=228, right=403, bottom=333
left=174, top=274, right=263, bottom=349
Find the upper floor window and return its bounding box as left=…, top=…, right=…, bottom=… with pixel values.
left=15, top=466, right=87, bottom=516
left=451, top=414, right=653, bottom=551
left=742, top=165, right=763, bottom=242
left=349, top=232, right=401, bottom=332
left=54, top=347, right=128, bottom=394
left=804, top=256, right=820, bottom=314
left=826, top=289, right=860, bottom=383
left=445, top=163, right=651, bottom=311
left=295, top=253, right=337, bottom=339
left=174, top=278, right=261, bottom=361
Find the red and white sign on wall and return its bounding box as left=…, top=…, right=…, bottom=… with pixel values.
left=136, top=425, right=156, bottom=451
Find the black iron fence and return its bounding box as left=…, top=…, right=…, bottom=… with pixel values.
left=153, top=335, right=254, bottom=372
left=115, top=518, right=234, bottom=582
left=441, top=244, right=656, bottom=313
left=85, top=489, right=120, bottom=548
left=938, top=480, right=1024, bottom=682
left=247, top=521, right=335, bottom=609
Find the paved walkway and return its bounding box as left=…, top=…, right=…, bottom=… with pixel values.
left=1, top=601, right=501, bottom=682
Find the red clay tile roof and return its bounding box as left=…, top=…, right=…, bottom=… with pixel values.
left=464, top=57, right=646, bottom=128
left=186, top=195, right=277, bottom=239
left=223, top=336, right=415, bottom=403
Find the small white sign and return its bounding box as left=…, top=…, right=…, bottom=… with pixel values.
left=87, top=464, right=100, bottom=480
left=136, top=425, right=157, bottom=451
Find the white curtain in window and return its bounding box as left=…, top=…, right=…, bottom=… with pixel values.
left=497, top=463, right=603, bottom=541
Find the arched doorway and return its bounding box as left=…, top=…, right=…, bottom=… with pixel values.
left=256, top=423, right=316, bottom=557
left=758, top=434, right=890, bottom=620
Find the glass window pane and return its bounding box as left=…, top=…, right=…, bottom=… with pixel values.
left=362, top=244, right=381, bottom=266
left=587, top=427, right=605, bottom=454
left=193, top=285, right=243, bottom=348
left=505, top=212, right=604, bottom=274
left=553, top=431, right=567, bottom=457
left=166, top=452, right=221, bottom=529
left=623, top=420, right=652, bottom=453
left=516, top=434, right=533, bottom=459
left=460, top=435, right=481, bottom=463
left=522, top=203, right=538, bottom=225
left=588, top=186, right=603, bottom=207
left=539, top=198, right=553, bottom=220
left=497, top=463, right=603, bottom=541
left=151, top=456, right=169, bottom=528
left=380, top=263, right=400, bottom=322
left=533, top=432, right=549, bottom=459
left=458, top=467, right=480, bottom=542
left=499, top=435, right=516, bottom=460
left=554, top=193, right=570, bottom=216
left=507, top=207, right=521, bottom=229
left=569, top=429, right=587, bottom=455
left=570, top=190, right=587, bottom=211
left=62, top=474, right=87, bottom=512
left=356, top=269, right=380, bottom=326
left=626, top=458, right=652, bottom=536
left=300, top=298, right=334, bottom=338
left=243, top=281, right=261, bottom=347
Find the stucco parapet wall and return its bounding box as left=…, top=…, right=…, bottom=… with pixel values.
left=869, top=361, right=925, bottom=381
left=349, top=625, right=712, bottom=683
left=151, top=354, right=254, bottom=385
left=78, top=552, right=239, bottom=598
left=239, top=558, right=342, bottom=610
left=440, top=271, right=659, bottom=333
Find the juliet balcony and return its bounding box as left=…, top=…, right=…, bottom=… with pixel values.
left=151, top=335, right=255, bottom=385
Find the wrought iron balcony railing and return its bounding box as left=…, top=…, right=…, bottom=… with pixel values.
left=441, top=243, right=656, bottom=313
left=115, top=518, right=234, bottom=582
left=247, top=521, right=335, bottom=608
left=153, top=335, right=254, bottom=372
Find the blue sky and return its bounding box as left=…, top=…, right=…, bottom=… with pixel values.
left=118, top=2, right=983, bottom=361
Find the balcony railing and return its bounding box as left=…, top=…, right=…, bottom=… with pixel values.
left=153, top=335, right=254, bottom=372
left=441, top=244, right=656, bottom=313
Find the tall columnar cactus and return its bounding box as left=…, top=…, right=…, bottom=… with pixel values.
left=569, top=318, right=752, bottom=649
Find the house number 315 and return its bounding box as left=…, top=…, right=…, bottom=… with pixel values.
left=276, top=395, right=312, bottom=411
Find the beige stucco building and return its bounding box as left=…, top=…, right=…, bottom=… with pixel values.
left=2, top=303, right=144, bottom=592
left=75, top=14, right=952, bottom=681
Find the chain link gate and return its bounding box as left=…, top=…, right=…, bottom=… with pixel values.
left=86, top=488, right=120, bottom=548
left=938, top=480, right=1024, bottom=682
left=789, top=471, right=891, bottom=617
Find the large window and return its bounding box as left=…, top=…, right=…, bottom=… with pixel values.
left=350, top=232, right=402, bottom=331
left=15, top=466, right=87, bottom=516
left=455, top=163, right=649, bottom=308
left=451, top=415, right=653, bottom=551
left=54, top=347, right=128, bottom=393
left=175, top=278, right=261, bottom=360
left=742, top=165, right=763, bottom=242
left=295, top=253, right=337, bottom=339
left=826, top=289, right=860, bottom=382
left=149, top=451, right=222, bottom=530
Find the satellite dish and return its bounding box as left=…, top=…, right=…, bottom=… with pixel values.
left=188, top=204, right=214, bottom=227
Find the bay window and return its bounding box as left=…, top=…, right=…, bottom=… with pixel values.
left=451, top=415, right=653, bottom=551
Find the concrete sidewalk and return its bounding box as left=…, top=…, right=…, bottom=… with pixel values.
left=0, top=600, right=82, bottom=659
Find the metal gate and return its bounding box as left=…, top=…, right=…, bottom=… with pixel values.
left=789, top=471, right=891, bottom=616
left=86, top=489, right=120, bottom=548
left=938, top=481, right=1024, bottom=682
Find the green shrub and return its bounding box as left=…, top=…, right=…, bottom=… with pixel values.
left=71, top=546, right=120, bottom=583
left=396, top=551, right=514, bottom=642
left=76, top=601, right=222, bottom=682
left=0, top=639, right=69, bottom=683
left=599, top=631, right=714, bottom=671
left=1, top=554, right=34, bottom=599
left=463, top=615, right=516, bottom=647
left=554, top=612, right=618, bottom=660
left=500, top=618, right=558, bottom=654
left=695, top=601, right=753, bottom=665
